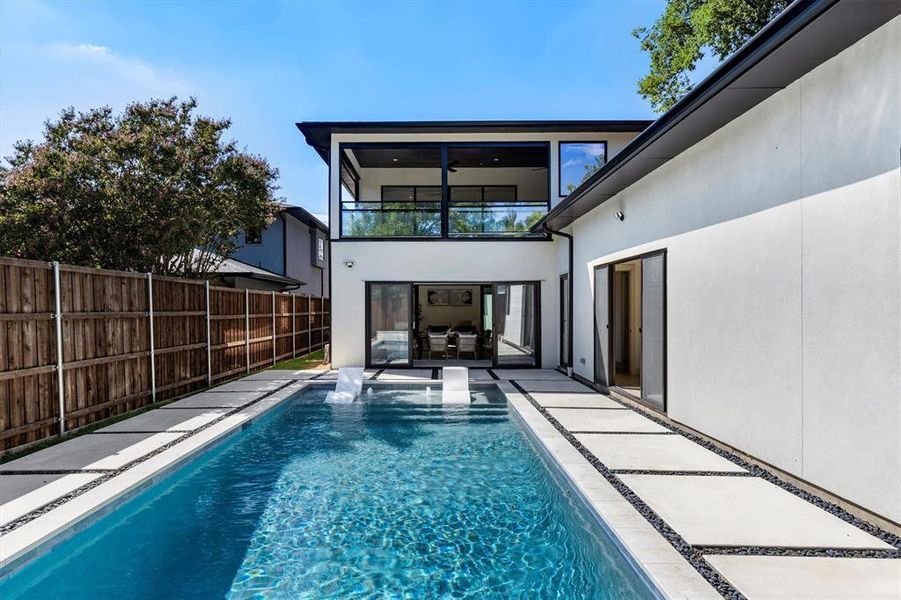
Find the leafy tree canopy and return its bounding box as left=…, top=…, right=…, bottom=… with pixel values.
left=0, top=97, right=279, bottom=275
left=633, top=0, right=790, bottom=112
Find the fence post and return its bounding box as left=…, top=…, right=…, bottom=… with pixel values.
left=52, top=261, right=66, bottom=435
left=271, top=291, right=276, bottom=365
left=147, top=273, right=156, bottom=403
left=245, top=288, right=250, bottom=373
left=205, top=281, right=212, bottom=386
left=291, top=294, right=296, bottom=358
left=308, top=293, right=313, bottom=353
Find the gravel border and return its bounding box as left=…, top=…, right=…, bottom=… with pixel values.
left=609, top=470, right=754, bottom=477
left=695, top=546, right=901, bottom=559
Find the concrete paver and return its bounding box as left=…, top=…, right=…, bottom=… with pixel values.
left=707, top=555, right=901, bottom=600
left=97, top=408, right=230, bottom=433
left=0, top=473, right=102, bottom=526
left=547, top=407, right=670, bottom=433
left=620, top=475, right=893, bottom=549
left=531, top=392, right=622, bottom=408
left=576, top=433, right=746, bottom=472
left=1, top=432, right=183, bottom=472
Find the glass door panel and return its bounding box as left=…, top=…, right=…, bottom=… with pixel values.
left=641, top=253, right=666, bottom=411
left=594, top=265, right=610, bottom=389
left=493, top=283, right=539, bottom=367
left=367, top=283, right=412, bottom=366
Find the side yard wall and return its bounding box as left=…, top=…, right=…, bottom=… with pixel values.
left=565, top=17, right=900, bottom=522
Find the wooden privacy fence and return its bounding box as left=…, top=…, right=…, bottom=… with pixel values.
left=0, top=257, right=330, bottom=452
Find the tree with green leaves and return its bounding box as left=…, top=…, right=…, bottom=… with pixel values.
left=0, top=97, right=279, bottom=275
left=633, top=0, right=790, bottom=112
left=565, top=153, right=607, bottom=194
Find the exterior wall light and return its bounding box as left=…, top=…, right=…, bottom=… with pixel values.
left=344, top=260, right=355, bottom=268
left=615, top=211, right=625, bottom=222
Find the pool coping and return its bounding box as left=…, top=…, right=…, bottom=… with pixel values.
left=0, top=379, right=312, bottom=574
left=497, top=380, right=721, bottom=600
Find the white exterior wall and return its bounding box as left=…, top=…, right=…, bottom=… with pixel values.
left=566, top=17, right=900, bottom=521
left=329, top=240, right=558, bottom=368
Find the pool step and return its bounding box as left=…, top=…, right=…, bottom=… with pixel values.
left=325, top=367, right=364, bottom=404
left=442, top=367, right=470, bottom=404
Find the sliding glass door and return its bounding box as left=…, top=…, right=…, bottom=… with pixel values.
left=641, top=252, right=666, bottom=411
left=493, top=282, right=539, bottom=367
left=366, top=283, right=413, bottom=366
left=594, top=265, right=610, bottom=390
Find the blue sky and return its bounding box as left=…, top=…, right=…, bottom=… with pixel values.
left=0, top=0, right=669, bottom=222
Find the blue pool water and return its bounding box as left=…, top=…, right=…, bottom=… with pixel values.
left=1, top=385, right=653, bottom=599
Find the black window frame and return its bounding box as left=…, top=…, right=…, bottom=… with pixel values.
left=244, top=228, right=262, bottom=245
left=338, top=141, right=551, bottom=241
left=558, top=140, right=607, bottom=198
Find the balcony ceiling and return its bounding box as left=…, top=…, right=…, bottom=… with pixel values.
left=348, top=146, right=549, bottom=169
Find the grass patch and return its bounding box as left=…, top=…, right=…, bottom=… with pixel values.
left=269, top=349, right=326, bottom=371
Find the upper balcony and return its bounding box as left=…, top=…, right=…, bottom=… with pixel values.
left=338, top=143, right=550, bottom=239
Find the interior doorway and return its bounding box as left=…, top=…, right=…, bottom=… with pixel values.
left=612, top=260, right=642, bottom=395
left=413, top=283, right=491, bottom=367
left=365, top=281, right=540, bottom=368
left=593, top=251, right=666, bottom=412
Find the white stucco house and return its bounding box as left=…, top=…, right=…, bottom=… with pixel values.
left=297, top=2, right=900, bottom=525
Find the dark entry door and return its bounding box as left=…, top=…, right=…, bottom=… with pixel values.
left=560, top=274, right=570, bottom=368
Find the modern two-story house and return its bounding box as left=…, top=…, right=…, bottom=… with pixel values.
left=298, top=3, right=899, bottom=525
left=297, top=120, right=650, bottom=370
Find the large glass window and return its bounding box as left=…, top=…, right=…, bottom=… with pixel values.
left=340, top=147, right=442, bottom=237
left=367, top=283, right=412, bottom=366
left=339, top=143, right=549, bottom=239
left=494, top=282, right=539, bottom=367
left=448, top=145, right=548, bottom=236
left=559, top=141, right=607, bottom=196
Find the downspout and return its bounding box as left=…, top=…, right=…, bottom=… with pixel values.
left=542, top=223, right=574, bottom=377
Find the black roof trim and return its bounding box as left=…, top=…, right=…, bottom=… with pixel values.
left=535, top=0, right=900, bottom=231
left=222, top=271, right=304, bottom=286
left=282, top=205, right=328, bottom=233
left=296, top=120, right=653, bottom=164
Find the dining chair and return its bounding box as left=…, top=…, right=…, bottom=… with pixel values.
left=428, top=333, right=449, bottom=359
left=456, top=334, right=478, bottom=360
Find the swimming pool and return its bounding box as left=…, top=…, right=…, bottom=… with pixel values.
left=0, top=384, right=655, bottom=598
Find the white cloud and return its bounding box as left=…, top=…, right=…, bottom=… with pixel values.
left=45, top=42, right=194, bottom=96
left=583, top=143, right=606, bottom=157
left=312, top=213, right=329, bottom=225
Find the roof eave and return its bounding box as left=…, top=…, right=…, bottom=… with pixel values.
left=536, top=0, right=898, bottom=232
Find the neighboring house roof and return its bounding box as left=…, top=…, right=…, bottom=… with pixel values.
left=296, top=120, right=654, bottom=164
left=535, top=0, right=901, bottom=232
left=280, top=204, right=328, bottom=233
left=204, top=250, right=305, bottom=289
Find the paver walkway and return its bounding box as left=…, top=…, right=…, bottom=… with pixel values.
left=501, top=370, right=901, bottom=600
left=2, top=367, right=898, bottom=599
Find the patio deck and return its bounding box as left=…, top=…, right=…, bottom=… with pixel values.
left=1, top=367, right=898, bottom=598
